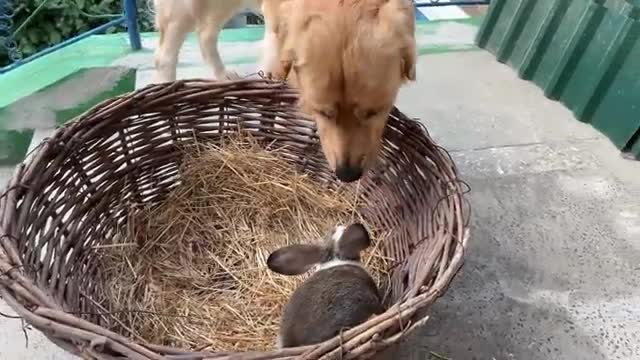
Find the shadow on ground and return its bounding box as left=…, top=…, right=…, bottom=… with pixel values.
left=379, top=169, right=640, bottom=360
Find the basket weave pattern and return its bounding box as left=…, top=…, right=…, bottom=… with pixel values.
left=0, top=79, right=469, bottom=359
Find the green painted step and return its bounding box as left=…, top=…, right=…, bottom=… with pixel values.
left=0, top=67, right=136, bottom=165
left=476, top=0, right=640, bottom=160
left=0, top=17, right=484, bottom=115
left=0, top=17, right=485, bottom=166
left=0, top=130, right=33, bottom=166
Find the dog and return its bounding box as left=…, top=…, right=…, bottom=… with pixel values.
left=154, top=0, right=416, bottom=183
left=262, top=0, right=417, bottom=182
left=152, top=0, right=263, bottom=83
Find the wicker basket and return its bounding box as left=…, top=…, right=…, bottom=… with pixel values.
left=0, top=79, right=469, bottom=360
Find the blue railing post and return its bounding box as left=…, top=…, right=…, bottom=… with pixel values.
left=124, top=0, right=142, bottom=50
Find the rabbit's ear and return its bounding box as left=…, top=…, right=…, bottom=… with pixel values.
left=335, top=223, right=371, bottom=260
left=267, top=244, right=326, bottom=275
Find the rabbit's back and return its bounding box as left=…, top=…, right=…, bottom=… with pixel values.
left=279, top=265, right=383, bottom=348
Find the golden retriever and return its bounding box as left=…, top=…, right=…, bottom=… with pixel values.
left=154, top=0, right=416, bottom=183
left=262, top=0, right=417, bottom=182
left=152, top=0, right=263, bottom=83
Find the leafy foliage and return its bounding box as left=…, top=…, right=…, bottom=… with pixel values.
left=0, top=0, right=155, bottom=67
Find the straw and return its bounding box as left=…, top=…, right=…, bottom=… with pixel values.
left=96, top=135, right=391, bottom=352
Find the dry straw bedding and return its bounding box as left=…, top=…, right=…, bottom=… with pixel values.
left=96, top=136, right=392, bottom=352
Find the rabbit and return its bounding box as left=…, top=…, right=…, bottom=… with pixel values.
left=267, top=223, right=384, bottom=348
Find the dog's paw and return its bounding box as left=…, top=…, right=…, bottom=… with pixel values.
left=153, top=70, right=176, bottom=84
left=264, top=70, right=288, bottom=82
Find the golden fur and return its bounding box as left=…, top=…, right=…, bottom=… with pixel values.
left=262, top=0, right=417, bottom=182
left=154, top=0, right=417, bottom=182
left=153, top=0, right=263, bottom=83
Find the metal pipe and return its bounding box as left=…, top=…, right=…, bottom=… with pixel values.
left=0, top=17, right=125, bottom=74
left=123, top=0, right=141, bottom=50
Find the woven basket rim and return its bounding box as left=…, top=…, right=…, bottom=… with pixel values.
left=0, top=79, right=470, bottom=360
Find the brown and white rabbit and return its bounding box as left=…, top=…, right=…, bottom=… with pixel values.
left=267, top=223, right=384, bottom=348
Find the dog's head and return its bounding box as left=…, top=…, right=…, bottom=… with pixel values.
left=281, top=0, right=416, bottom=182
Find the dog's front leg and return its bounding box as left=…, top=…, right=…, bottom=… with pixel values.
left=197, top=23, right=240, bottom=80
left=259, top=0, right=286, bottom=80
left=261, top=28, right=280, bottom=79
left=154, top=20, right=190, bottom=83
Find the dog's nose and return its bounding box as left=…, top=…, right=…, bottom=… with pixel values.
left=335, top=165, right=363, bottom=183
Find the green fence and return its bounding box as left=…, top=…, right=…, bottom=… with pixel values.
left=476, top=0, right=640, bottom=159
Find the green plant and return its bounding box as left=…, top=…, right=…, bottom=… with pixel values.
left=0, top=0, right=154, bottom=67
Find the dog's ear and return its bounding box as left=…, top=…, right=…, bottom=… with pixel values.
left=274, top=20, right=296, bottom=81
left=301, top=13, right=322, bottom=31
left=401, top=40, right=417, bottom=81
left=278, top=41, right=296, bottom=81
left=279, top=57, right=294, bottom=81
left=275, top=13, right=322, bottom=82
left=374, top=0, right=416, bottom=81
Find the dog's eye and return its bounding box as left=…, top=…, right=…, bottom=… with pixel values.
left=364, top=110, right=379, bottom=118
left=316, top=108, right=336, bottom=119
left=357, top=108, right=379, bottom=120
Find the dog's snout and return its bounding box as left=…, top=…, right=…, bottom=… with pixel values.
left=335, top=165, right=363, bottom=183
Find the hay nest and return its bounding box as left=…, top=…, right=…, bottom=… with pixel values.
left=0, top=79, right=470, bottom=360
left=98, top=136, right=392, bottom=351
